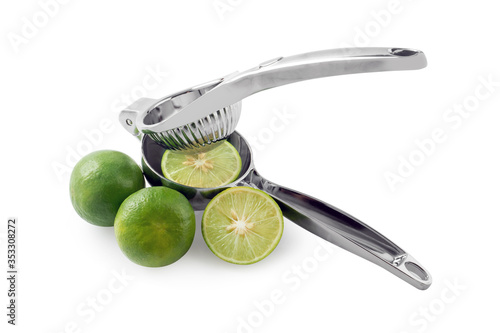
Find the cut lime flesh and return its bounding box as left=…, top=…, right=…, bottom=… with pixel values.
left=202, top=187, right=284, bottom=265
left=161, top=141, right=242, bottom=188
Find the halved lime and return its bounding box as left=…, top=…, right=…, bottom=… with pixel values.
left=161, top=141, right=242, bottom=188
left=202, top=187, right=284, bottom=264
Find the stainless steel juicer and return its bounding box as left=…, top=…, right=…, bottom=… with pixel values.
left=120, top=47, right=432, bottom=290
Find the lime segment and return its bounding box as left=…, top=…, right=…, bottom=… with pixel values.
left=202, top=187, right=284, bottom=264
left=161, top=141, right=242, bottom=188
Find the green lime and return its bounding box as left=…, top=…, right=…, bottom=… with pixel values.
left=202, top=187, right=284, bottom=265
left=70, top=150, right=145, bottom=227
left=114, top=187, right=195, bottom=267
left=161, top=141, right=242, bottom=188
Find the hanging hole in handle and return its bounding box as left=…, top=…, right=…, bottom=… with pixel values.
left=405, top=262, right=429, bottom=280
left=390, top=48, right=420, bottom=57
left=126, top=119, right=133, bottom=126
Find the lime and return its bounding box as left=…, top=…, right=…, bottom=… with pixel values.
left=202, top=187, right=284, bottom=264
left=161, top=141, right=242, bottom=188
left=70, top=150, right=145, bottom=227
left=114, top=187, right=195, bottom=267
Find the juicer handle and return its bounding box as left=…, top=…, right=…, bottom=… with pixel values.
left=242, top=169, right=432, bottom=290
left=234, top=47, right=427, bottom=94
left=163, top=47, right=427, bottom=129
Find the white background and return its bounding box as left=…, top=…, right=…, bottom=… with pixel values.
left=1, top=1, right=499, bottom=332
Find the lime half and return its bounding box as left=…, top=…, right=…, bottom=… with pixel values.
left=202, top=187, right=284, bottom=264
left=161, top=141, right=242, bottom=188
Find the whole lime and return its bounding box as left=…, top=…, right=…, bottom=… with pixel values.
left=70, top=150, right=145, bottom=227
left=114, top=187, right=196, bottom=267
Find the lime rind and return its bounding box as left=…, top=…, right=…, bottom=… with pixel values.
left=69, top=150, right=145, bottom=227
left=114, top=187, right=196, bottom=267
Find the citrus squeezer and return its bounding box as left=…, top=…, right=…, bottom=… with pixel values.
left=120, top=47, right=432, bottom=290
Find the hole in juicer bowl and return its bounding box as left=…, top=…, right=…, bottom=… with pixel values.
left=405, top=262, right=428, bottom=280
left=390, top=48, right=419, bottom=57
